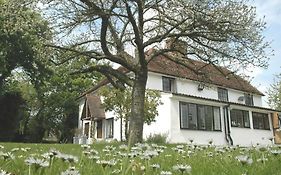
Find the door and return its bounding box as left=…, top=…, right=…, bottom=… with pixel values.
left=97, top=120, right=103, bottom=138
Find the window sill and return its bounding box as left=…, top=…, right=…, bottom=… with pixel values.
left=180, top=128, right=222, bottom=132
left=231, top=126, right=251, bottom=129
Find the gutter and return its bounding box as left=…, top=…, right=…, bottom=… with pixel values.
left=223, top=104, right=233, bottom=146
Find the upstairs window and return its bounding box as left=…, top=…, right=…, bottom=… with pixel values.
left=218, top=88, right=228, bottom=101
left=252, top=112, right=270, bottom=130
left=162, top=76, right=175, bottom=92
left=244, top=93, right=254, bottom=106
left=230, top=109, right=250, bottom=128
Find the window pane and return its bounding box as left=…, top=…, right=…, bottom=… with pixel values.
left=162, top=77, right=171, bottom=92
left=236, top=110, right=243, bottom=127
left=231, top=109, right=249, bottom=128
left=180, top=103, right=188, bottom=128
left=188, top=104, right=197, bottom=129
left=245, top=94, right=254, bottom=106
left=243, top=111, right=250, bottom=128
left=230, top=110, right=238, bottom=127
left=213, top=107, right=221, bottom=130
left=263, top=114, right=270, bottom=130
left=197, top=105, right=206, bottom=130
left=106, top=118, right=114, bottom=138
left=205, top=106, right=213, bottom=131
left=218, top=88, right=228, bottom=101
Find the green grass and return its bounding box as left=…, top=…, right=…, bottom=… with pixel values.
left=0, top=142, right=281, bottom=175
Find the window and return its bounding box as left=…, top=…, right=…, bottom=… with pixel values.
left=105, top=118, right=114, bottom=138
left=218, top=88, right=228, bottom=101
left=179, top=102, right=221, bottom=131
left=162, top=76, right=175, bottom=92
left=252, top=112, right=270, bottom=130
left=244, top=93, right=254, bottom=106
left=230, top=109, right=250, bottom=128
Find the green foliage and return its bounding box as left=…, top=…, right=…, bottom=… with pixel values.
left=268, top=75, right=281, bottom=110
left=0, top=0, right=52, bottom=89
left=100, top=87, right=162, bottom=124
left=99, top=87, right=162, bottom=140
left=145, top=133, right=167, bottom=144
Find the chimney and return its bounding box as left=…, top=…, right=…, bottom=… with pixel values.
left=165, top=38, right=187, bottom=56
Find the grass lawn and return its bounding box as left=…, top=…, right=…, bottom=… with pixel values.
left=0, top=142, right=281, bottom=175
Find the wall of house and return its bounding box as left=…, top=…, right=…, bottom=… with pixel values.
left=169, top=95, right=228, bottom=145
left=229, top=105, right=273, bottom=146
left=78, top=98, right=85, bottom=131
left=143, top=93, right=173, bottom=141
left=147, top=72, right=263, bottom=107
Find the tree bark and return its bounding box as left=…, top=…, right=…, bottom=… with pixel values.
left=128, top=68, right=147, bottom=146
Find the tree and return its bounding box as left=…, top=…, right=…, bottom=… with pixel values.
left=25, top=51, right=99, bottom=142
left=99, top=87, right=162, bottom=141
left=44, top=0, right=270, bottom=144
left=268, top=75, right=281, bottom=110
left=0, top=0, right=52, bottom=90
left=0, top=0, right=52, bottom=141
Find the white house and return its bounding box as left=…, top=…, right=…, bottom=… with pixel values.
left=76, top=48, right=281, bottom=146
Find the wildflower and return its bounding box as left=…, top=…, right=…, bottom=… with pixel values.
left=96, top=160, right=116, bottom=168
left=81, top=144, right=90, bottom=150
left=271, top=150, right=281, bottom=156
left=0, top=152, right=15, bottom=160
left=11, top=148, right=19, bottom=152
left=119, top=144, right=128, bottom=151
left=0, top=169, right=11, bottom=175
left=140, top=165, right=146, bottom=171
left=173, top=164, right=192, bottom=174
left=235, top=155, right=253, bottom=165
left=151, top=164, right=160, bottom=169
left=61, top=167, right=80, bottom=175
left=56, top=153, right=78, bottom=163
left=88, top=155, right=100, bottom=161
left=143, top=150, right=159, bottom=158
left=0, top=145, right=4, bottom=149
left=160, top=171, right=173, bottom=175
left=25, top=157, right=49, bottom=168
left=189, top=138, right=194, bottom=144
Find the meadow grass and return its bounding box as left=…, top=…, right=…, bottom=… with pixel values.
left=0, top=142, right=281, bottom=175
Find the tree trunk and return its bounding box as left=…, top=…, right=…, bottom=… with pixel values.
left=128, top=69, right=147, bottom=146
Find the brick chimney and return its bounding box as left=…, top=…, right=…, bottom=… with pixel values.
left=165, top=38, right=187, bottom=56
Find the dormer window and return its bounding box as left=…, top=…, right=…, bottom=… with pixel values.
left=244, top=93, right=254, bottom=106
left=218, top=87, right=228, bottom=101
left=162, top=76, right=175, bottom=92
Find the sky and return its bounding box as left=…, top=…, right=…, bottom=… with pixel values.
left=249, top=0, right=281, bottom=107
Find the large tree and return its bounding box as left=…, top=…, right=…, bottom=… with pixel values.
left=44, top=0, right=270, bottom=144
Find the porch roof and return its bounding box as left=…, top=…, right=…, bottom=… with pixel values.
left=171, top=92, right=281, bottom=113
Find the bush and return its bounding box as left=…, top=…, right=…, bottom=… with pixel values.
left=145, top=133, right=167, bottom=144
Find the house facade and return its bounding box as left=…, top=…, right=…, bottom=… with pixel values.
left=77, top=53, right=281, bottom=146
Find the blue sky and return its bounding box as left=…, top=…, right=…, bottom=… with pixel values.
left=250, top=0, right=281, bottom=106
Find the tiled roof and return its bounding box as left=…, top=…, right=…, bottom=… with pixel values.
left=147, top=53, right=264, bottom=96
left=78, top=50, right=264, bottom=98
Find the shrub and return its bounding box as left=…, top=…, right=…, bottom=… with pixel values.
left=145, top=133, right=167, bottom=144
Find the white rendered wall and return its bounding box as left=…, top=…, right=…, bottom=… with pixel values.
left=143, top=93, right=172, bottom=141
left=169, top=96, right=228, bottom=145
left=78, top=98, right=85, bottom=129
left=229, top=106, right=273, bottom=146
left=146, top=72, right=264, bottom=107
